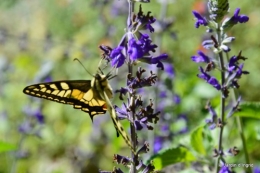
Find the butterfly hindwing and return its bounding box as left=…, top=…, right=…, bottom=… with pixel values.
left=23, top=80, right=107, bottom=119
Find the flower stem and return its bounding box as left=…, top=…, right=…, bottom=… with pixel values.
left=230, top=82, right=251, bottom=173
left=215, top=29, right=226, bottom=173
left=127, top=1, right=137, bottom=173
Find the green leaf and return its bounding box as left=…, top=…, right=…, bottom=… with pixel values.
left=0, top=141, right=17, bottom=153
left=190, top=125, right=206, bottom=155
left=148, top=146, right=196, bottom=170
left=233, top=102, right=260, bottom=119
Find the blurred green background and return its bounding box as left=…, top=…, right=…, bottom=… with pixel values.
left=0, top=0, right=259, bottom=173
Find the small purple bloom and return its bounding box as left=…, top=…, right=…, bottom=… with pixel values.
left=205, top=104, right=218, bottom=130
left=173, top=94, right=181, bottom=104
left=227, top=56, right=238, bottom=72
left=197, top=67, right=211, bottom=81
left=208, top=77, right=221, bottom=90
left=164, top=63, right=175, bottom=79
left=159, top=91, right=167, bottom=98
left=235, top=63, right=249, bottom=78
left=134, top=5, right=156, bottom=33
left=114, top=104, right=128, bottom=120
left=34, top=109, right=44, bottom=124
left=110, top=46, right=126, bottom=68
left=44, top=76, right=52, bottom=83
left=219, top=165, right=232, bottom=173
left=18, top=121, right=32, bottom=134
left=154, top=136, right=163, bottom=153
left=254, top=166, right=260, bottom=173
left=202, top=39, right=214, bottom=49
left=128, top=33, right=157, bottom=61
left=192, top=11, right=208, bottom=28
left=231, top=8, right=249, bottom=24
left=140, top=54, right=168, bottom=70
left=197, top=67, right=221, bottom=90
left=191, top=51, right=210, bottom=63
left=115, top=87, right=129, bottom=100
left=222, top=8, right=249, bottom=30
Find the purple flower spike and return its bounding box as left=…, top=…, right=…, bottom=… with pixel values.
left=192, top=11, right=208, bottom=28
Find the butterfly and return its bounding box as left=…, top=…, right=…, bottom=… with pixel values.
left=23, top=63, right=135, bottom=154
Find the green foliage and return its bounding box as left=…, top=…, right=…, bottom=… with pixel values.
left=190, top=125, right=206, bottom=155
left=149, top=146, right=196, bottom=170
left=0, top=141, right=16, bottom=153
left=234, top=102, right=260, bottom=119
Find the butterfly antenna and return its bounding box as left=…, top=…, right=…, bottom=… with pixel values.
left=73, top=58, right=94, bottom=77
left=107, top=61, right=118, bottom=80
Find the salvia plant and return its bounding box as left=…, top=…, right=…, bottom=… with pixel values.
left=99, top=0, right=168, bottom=172
left=191, top=0, right=252, bottom=173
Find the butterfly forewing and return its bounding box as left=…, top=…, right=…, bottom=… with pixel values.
left=23, top=80, right=107, bottom=119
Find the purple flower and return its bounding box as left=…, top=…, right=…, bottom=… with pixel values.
left=254, top=166, right=260, bottom=173
left=110, top=46, right=126, bottom=68
left=164, top=63, right=175, bottom=79
left=34, top=109, right=45, bottom=124
left=115, top=87, right=129, bottom=100
left=197, top=67, right=221, bottom=90
left=192, top=11, right=208, bottom=28
left=133, top=5, right=156, bottom=32
left=154, top=136, right=163, bottom=153
left=219, top=165, right=232, bottom=173
left=231, top=8, right=249, bottom=24
left=222, top=8, right=249, bottom=30
left=205, top=104, right=218, bottom=130
left=173, top=94, right=181, bottom=104
left=127, top=68, right=157, bottom=89
left=202, top=39, right=214, bottom=49
left=139, top=54, right=168, bottom=70
left=191, top=51, right=210, bottom=63
left=235, top=63, right=249, bottom=78
left=44, top=76, right=52, bottom=83
left=128, top=33, right=157, bottom=60
left=159, top=91, right=167, bottom=98
left=114, top=104, right=128, bottom=120
left=227, top=56, right=238, bottom=72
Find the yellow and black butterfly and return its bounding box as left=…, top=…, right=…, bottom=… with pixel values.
left=23, top=64, right=135, bottom=154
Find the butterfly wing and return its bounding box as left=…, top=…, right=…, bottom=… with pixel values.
left=23, top=80, right=107, bottom=120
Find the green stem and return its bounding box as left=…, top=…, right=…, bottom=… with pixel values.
left=230, top=70, right=251, bottom=173
left=215, top=29, right=226, bottom=173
